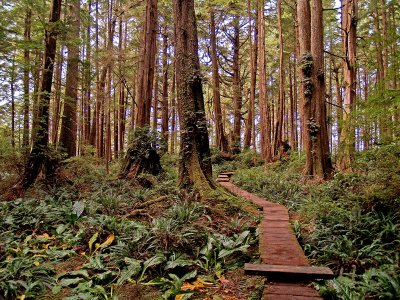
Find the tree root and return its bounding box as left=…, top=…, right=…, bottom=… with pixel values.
left=124, top=196, right=169, bottom=218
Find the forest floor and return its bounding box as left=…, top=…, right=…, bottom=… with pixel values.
left=0, top=144, right=399, bottom=299
left=0, top=154, right=265, bottom=300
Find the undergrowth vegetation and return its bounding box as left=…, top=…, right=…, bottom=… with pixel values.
left=232, top=145, right=400, bottom=300
left=0, top=154, right=262, bottom=300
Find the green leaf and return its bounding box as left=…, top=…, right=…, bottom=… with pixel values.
left=165, top=255, right=195, bottom=270
left=139, top=252, right=165, bottom=282
left=59, top=277, right=84, bottom=287
left=218, top=245, right=249, bottom=259
left=117, top=259, right=142, bottom=285
left=88, top=232, right=99, bottom=253
left=52, top=285, right=62, bottom=295
left=72, top=201, right=85, bottom=217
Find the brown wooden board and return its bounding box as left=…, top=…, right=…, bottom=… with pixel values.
left=245, top=263, right=334, bottom=281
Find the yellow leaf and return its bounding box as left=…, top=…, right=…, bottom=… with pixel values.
left=6, top=255, right=13, bottom=261
left=36, top=233, right=54, bottom=240
left=9, top=248, right=20, bottom=254
left=175, top=294, right=186, bottom=300
left=181, top=282, right=197, bottom=291
left=95, top=243, right=101, bottom=249
left=17, top=295, right=26, bottom=300
left=99, top=234, right=115, bottom=249
left=33, top=261, right=40, bottom=266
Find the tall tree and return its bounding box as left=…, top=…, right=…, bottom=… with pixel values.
left=135, top=0, right=158, bottom=127
left=120, top=0, right=162, bottom=179
left=258, top=0, right=272, bottom=162
left=274, top=0, right=285, bottom=157
left=22, top=8, right=32, bottom=151
left=337, top=0, right=357, bottom=171
left=60, top=0, right=80, bottom=157
left=243, top=0, right=258, bottom=150
left=161, top=25, right=169, bottom=146
left=298, top=0, right=332, bottom=179
left=19, top=0, right=63, bottom=189
left=173, top=0, right=214, bottom=191
left=232, top=14, right=242, bottom=154
left=210, top=8, right=229, bottom=154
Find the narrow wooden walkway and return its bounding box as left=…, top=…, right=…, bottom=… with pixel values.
left=218, top=172, right=333, bottom=300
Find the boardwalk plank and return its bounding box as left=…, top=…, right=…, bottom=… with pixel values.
left=245, top=264, right=334, bottom=280
left=218, top=174, right=331, bottom=299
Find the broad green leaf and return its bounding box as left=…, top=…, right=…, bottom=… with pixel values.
left=117, top=260, right=142, bottom=285
left=59, top=277, right=84, bottom=287
left=72, top=201, right=85, bottom=217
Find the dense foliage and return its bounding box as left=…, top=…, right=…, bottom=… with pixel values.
left=0, top=156, right=263, bottom=299
left=232, top=145, right=400, bottom=299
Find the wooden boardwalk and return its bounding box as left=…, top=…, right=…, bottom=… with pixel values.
left=218, top=173, right=333, bottom=300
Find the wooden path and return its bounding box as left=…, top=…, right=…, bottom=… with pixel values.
left=218, top=172, right=333, bottom=300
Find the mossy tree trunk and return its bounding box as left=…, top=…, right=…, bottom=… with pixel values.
left=173, top=0, right=214, bottom=192
left=19, top=0, right=62, bottom=189
left=298, top=0, right=332, bottom=180
left=120, top=0, right=161, bottom=180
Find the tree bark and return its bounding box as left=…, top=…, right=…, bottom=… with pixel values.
left=135, top=0, right=158, bottom=127
left=161, top=27, right=169, bottom=146
left=337, top=0, right=357, bottom=172
left=210, top=9, right=229, bottom=154
left=274, top=0, right=285, bottom=157
left=244, top=0, right=258, bottom=150
left=258, top=0, right=272, bottom=162
left=173, top=0, right=214, bottom=192
left=60, top=0, right=80, bottom=157
left=20, top=0, right=62, bottom=189
left=22, top=9, right=32, bottom=151
left=232, top=15, right=242, bottom=154
left=120, top=0, right=161, bottom=180
left=298, top=0, right=332, bottom=179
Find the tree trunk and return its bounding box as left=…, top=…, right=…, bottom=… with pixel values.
left=90, top=0, right=100, bottom=147
left=173, top=0, right=214, bottom=192
left=210, top=9, right=229, bottom=154
left=60, top=0, right=80, bottom=157
left=120, top=0, right=161, bottom=180
left=298, top=0, right=332, bottom=179
left=289, top=55, right=297, bottom=151
left=274, top=0, right=285, bottom=157
left=118, top=11, right=125, bottom=155
left=310, top=0, right=333, bottom=178
left=258, top=0, right=272, bottom=162
left=170, top=63, right=176, bottom=154
left=135, top=0, right=158, bottom=127
left=22, top=9, right=32, bottom=151
left=232, top=15, right=242, bottom=154
left=83, top=0, right=92, bottom=145
left=20, top=0, right=62, bottom=189
left=337, top=0, right=357, bottom=172
left=161, top=27, right=169, bottom=146
left=244, top=0, right=258, bottom=150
